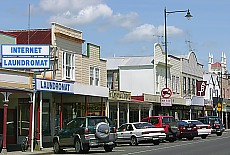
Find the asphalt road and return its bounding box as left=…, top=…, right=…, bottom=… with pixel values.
left=8, top=131, right=230, bottom=155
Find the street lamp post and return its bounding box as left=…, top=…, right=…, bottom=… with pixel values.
left=164, top=7, right=192, bottom=88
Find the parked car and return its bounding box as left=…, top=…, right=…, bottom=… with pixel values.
left=53, top=116, right=117, bottom=154
left=198, top=116, right=224, bottom=136
left=177, top=120, right=197, bottom=140
left=141, top=116, right=179, bottom=142
left=183, top=120, right=211, bottom=139
left=116, top=122, right=166, bottom=145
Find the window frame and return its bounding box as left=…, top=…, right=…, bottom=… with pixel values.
left=89, top=66, right=100, bottom=86
left=62, top=51, right=75, bottom=81
left=183, top=77, right=186, bottom=95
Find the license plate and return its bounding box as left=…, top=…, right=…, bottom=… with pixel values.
left=169, top=135, right=173, bottom=137
left=91, top=139, right=98, bottom=143
left=187, top=128, right=191, bottom=130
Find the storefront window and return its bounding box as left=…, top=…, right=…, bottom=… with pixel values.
left=55, top=102, right=82, bottom=131
left=88, top=103, right=102, bottom=116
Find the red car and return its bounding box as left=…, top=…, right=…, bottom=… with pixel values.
left=177, top=120, right=198, bottom=140
left=141, top=116, right=179, bottom=142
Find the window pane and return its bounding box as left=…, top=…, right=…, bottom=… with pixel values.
left=95, top=68, right=99, bottom=86
left=42, top=102, right=51, bottom=136
left=90, top=67, right=94, bottom=85
left=18, top=98, right=30, bottom=136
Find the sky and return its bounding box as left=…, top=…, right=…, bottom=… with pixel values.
left=1, top=0, right=230, bottom=70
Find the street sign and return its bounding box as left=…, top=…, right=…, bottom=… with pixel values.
left=161, top=88, right=172, bottom=99
left=161, top=98, right=172, bottom=106
left=216, top=103, right=222, bottom=112
left=217, top=107, right=221, bottom=112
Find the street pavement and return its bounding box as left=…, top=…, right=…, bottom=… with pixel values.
left=3, top=129, right=230, bottom=155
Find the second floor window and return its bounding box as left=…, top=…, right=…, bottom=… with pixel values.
left=188, top=77, right=191, bottom=94
left=176, top=77, right=179, bottom=94
left=62, top=52, right=75, bottom=80
left=90, top=67, right=94, bottom=85
left=183, top=77, right=186, bottom=95
left=172, top=75, right=175, bottom=93
left=90, top=67, right=100, bottom=86
left=95, top=68, right=99, bottom=86
left=192, top=79, right=196, bottom=95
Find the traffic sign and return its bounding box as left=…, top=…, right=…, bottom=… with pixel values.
left=216, top=103, right=222, bottom=112
left=161, top=98, right=172, bottom=106
left=217, top=103, right=221, bottom=108
left=161, top=88, right=172, bottom=99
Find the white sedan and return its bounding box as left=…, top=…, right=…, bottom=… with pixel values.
left=116, top=122, right=166, bottom=145
left=183, top=120, right=211, bottom=139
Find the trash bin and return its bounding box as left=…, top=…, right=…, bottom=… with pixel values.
left=0, top=134, right=2, bottom=153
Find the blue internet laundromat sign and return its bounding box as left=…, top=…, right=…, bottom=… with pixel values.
left=1, top=44, right=50, bottom=69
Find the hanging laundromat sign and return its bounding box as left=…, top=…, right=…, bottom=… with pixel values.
left=1, top=44, right=50, bottom=69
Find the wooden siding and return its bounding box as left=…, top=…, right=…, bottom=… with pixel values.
left=154, top=43, right=165, bottom=63
left=182, top=52, right=203, bottom=78
left=181, top=52, right=203, bottom=97
left=154, top=43, right=168, bottom=94
left=0, top=68, right=33, bottom=90
left=82, top=43, right=107, bottom=87
left=56, top=37, right=82, bottom=54
left=169, top=56, right=181, bottom=97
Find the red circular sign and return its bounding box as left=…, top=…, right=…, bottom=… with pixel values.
left=161, top=88, right=172, bottom=99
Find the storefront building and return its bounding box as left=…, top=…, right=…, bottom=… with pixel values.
left=108, top=90, right=152, bottom=128
left=0, top=22, right=108, bottom=152
left=0, top=68, right=34, bottom=153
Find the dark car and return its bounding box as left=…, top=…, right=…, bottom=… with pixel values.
left=53, top=116, right=117, bottom=154
left=141, top=116, right=179, bottom=142
left=198, top=116, right=224, bottom=136
left=177, top=120, right=198, bottom=140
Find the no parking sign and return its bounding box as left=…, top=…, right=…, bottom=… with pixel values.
left=161, top=88, right=172, bottom=106
left=161, top=88, right=172, bottom=99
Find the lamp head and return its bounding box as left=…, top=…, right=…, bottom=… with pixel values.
left=185, top=9, right=193, bottom=20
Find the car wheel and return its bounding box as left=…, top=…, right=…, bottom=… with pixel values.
left=74, top=139, right=82, bottom=153
left=217, top=132, right=222, bottom=136
left=201, top=135, right=207, bottom=139
left=153, top=140, right=160, bottom=145
left=82, top=144, right=90, bottom=153
left=187, top=137, right=194, bottom=140
left=104, top=145, right=114, bottom=152
left=168, top=138, right=175, bottom=142
left=130, top=136, right=138, bottom=146
left=53, top=141, right=61, bottom=154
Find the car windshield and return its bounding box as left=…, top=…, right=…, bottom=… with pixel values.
left=209, top=117, right=221, bottom=124
left=178, top=121, right=189, bottom=126
left=134, top=123, right=153, bottom=129
left=188, top=120, right=203, bottom=125
left=162, top=117, right=175, bottom=124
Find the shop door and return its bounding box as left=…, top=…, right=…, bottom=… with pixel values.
left=7, top=109, right=17, bottom=144
left=0, top=109, right=17, bottom=144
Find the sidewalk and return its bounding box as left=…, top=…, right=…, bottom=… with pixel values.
left=3, top=129, right=230, bottom=155
left=3, top=147, right=54, bottom=155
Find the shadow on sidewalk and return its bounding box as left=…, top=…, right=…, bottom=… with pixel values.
left=6, top=142, right=53, bottom=152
